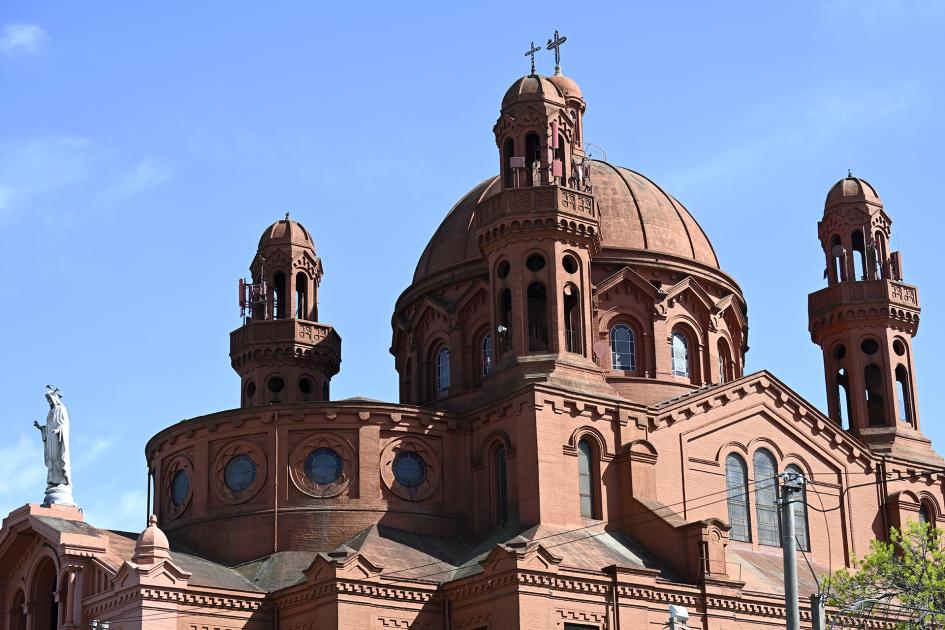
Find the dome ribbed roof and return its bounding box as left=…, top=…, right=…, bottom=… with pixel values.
left=825, top=176, right=881, bottom=208
left=412, top=161, right=720, bottom=283
left=547, top=73, right=583, bottom=100
left=258, top=215, right=314, bottom=250
left=501, top=75, right=565, bottom=110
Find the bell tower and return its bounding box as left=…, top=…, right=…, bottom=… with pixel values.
left=479, top=59, right=605, bottom=387
left=808, top=176, right=938, bottom=462
left=230, top=214, right=341, bottom=407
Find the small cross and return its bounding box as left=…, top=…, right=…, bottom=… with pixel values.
left=524, top=42, right=541, bottom=75
left=546, top=30, right=567, bottom=74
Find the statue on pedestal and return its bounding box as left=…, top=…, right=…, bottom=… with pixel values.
left=33, top=385, right=75, bottom=507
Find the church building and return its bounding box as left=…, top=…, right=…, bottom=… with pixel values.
left=2, top=48, right=942, bottom=630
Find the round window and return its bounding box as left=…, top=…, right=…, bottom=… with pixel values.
left=267, top=376, right=285, bottom=392
left=525, top=254, right=546, bottom=272
left=893, top=339, right=906, bottom=356
left=860, top=339, right=879, bottom=355
left=171, top=470, right=190, bottom=507
left=224, top=454, right=257, bottom=493
left=562, top=254, right=578, bottom=274
left=393, top=451, right=427, bottom=488
left=496, top=260, right=510, bottom=279
left=299, top=377, right=314, bottom=395
left=305, top=448, right=342, bottom=485
left=833, top=344, right=846, bottom=360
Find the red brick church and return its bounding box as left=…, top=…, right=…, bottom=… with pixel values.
left=2, top=57, right=942, bottom=630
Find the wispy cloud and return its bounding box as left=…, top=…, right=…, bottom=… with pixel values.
left=665, top=87, right=922, bottom=194
left=98, top=159, right=172, bottom=205
left=0, top=435, right=45, bottom=498
left=0, top=136, right=172, bottom=222
left=83, top=488, right=147, bottom=533
left=72, top=436, right=112, bottom=471
left=0, top=23, right=45, bottom=55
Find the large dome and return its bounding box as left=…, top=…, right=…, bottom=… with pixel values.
left=413, top=160, right=720, bottom=283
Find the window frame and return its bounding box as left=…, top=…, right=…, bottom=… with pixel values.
left=610, top=323, right=636, bottom=372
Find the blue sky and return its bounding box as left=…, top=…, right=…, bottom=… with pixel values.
left=1, top=2, right=943, bottom=533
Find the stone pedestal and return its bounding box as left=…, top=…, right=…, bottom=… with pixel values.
left=43, top=484, right=75, bottom=507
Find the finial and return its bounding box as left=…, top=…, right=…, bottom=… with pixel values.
left=148, top=514, right=158, bottom=527
left=524, top=42, right=541, bottom=76
left=848, top=169, right=853, bottom=178
left=284, top=212, right=290, bottom=221
left=546, top=30, right=567, bottom=75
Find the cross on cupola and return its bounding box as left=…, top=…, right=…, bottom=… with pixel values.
left=524, top=41, right=541, bottom=76
left=546, top=30, right=567, bottom=75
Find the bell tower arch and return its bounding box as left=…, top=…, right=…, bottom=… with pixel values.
left=808, top=176, right=937, bottom=463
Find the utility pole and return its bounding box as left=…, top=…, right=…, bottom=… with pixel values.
left=779, top=470, right=804, bottom=630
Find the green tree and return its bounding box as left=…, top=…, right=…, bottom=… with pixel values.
left=825, top=520, right=945, bottom=628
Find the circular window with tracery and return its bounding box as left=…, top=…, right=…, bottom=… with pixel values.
left=289, top=433, right=356, bottom=498
left=224, top=454, right=257, bottom=493
left=163, top=455, right=194, bottom=519
left=171, top=470, right=190, bottom=506
left=212, top=441, right=267, bottom=505
left=305, top=448, right=342, bottom=485
left=380, top=438, right=440, bottom=502
left=393, top=451, right=427, bottom=488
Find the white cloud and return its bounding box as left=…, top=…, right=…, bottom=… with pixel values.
left=666, top=88, right=921, bottom=194
left=0, top=136, right=172, bottom=221
left=0, top=435, right=45, bottom=497
left=0, top=23, right=45, bottom=55
left=82, top=489, right=147, bottom=533
left=72, top=436, right=112, bottom=471
left=98, top=159, right=172, bottom=205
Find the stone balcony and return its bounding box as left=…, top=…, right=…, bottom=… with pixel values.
left=475, top=185, right=601, bottom=250
left=230, top=318, right=341, bottom=370
left=808, top=279, right=921, bottom=335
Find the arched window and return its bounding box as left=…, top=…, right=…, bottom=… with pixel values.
left=717, top=339, right=732, bottom=384
left=577, top=439, right=600, bottom=519
left=493, top=444, right=508, bottom=524
left=865, top=364, right=886, bottom=426
left=436, top=346, right=450, bottom=396
left=481, top=334, right=494, bottom=376
left=295, top=272, right=308, bottom=319
left=896, top=365, right=913, bottom=424
left=498, top=288, right=513, bottom=354
left=610, top=324, right=636, bottom=371
left=852, top=230, right=867, bottom=280
left=272, top=272, right=287, bottom=319
left=503, top=138, right=515, bottom=188
left=671, top=331, right=689, bottom=378
left=563, top=284, right=583, bottom=354
left=875, top=231, right=888, bottom=279
left=525, top=133, right=541, bottom=186
left=30, top=559, right=57, bottom=630
left=725, top=454, right=751, bottom=542
left=753, top=448, right=781, bottom=547
left=836, top=368, right=851, bottom=430
left=829, top=234, right=844, bottom=282
left=785, top=465, right=810, bottom=552
left=9, top=589, right=25, bottom=630
left=527, top=282, right=549, bottom=352
left=919, top=502, right=934, bottom=526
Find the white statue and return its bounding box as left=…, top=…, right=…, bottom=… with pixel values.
left=531, top=160, right=541, bottom=187
left=33, top=385, right=74, bottom=506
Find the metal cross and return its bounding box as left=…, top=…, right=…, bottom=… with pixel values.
left=524, top=41, right=541, bottom=75
left=546, top=30, right=567, bottom=74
